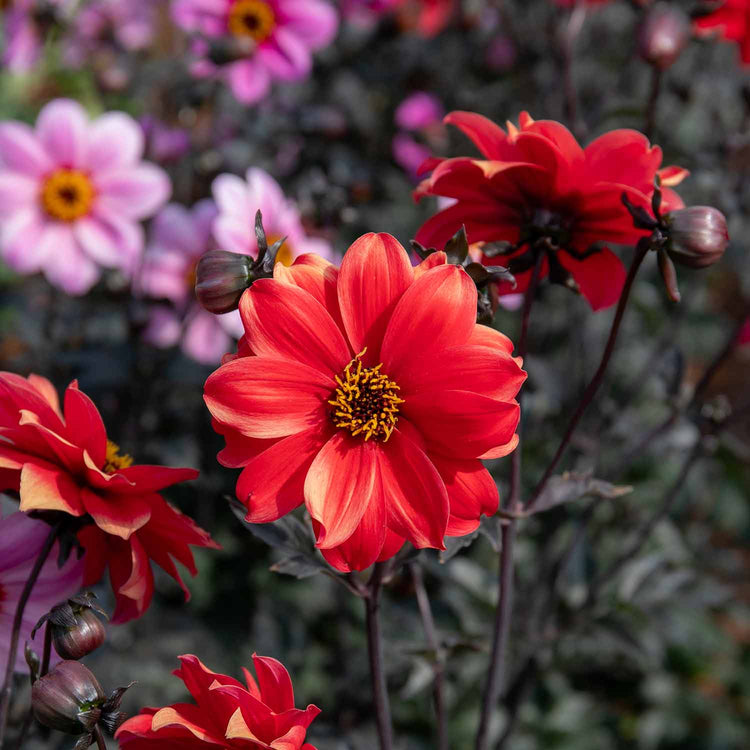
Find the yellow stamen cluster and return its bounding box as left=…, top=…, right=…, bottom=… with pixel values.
left=329, top=350, right=404, bottom=442
left=227, top=0, right=276, bottom=42
left=103, top=440, right=134, bottom=474
left=40, top=169, right=95, bottom=222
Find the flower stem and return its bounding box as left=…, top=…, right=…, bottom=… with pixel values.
left=410, top=562, right=448, bottom=750
left=475, top=253, right=543, bottom=750
left=644, top=66, right=663, bottom=141
left=93, top=726, right=107, bottom=750
left=526, top=240, right=650, bottom=512
left=365, top=562, right=393, bottom=750
left=40, top=622, right=52, bottom=679
left=0, top=521, right=60, bottom=750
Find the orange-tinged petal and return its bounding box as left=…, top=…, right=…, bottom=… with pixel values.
left=27, top=373, right=62, bottom=417
left=479, top=433, right=519, bottom=459
left=151, top=705, right=225, bottom=744
left=273, top=254, right=342, bottom=329
left=204, top=357, right=332, bottom=440
left=19, top=460, right=84, bottom=516
left=80, top=487, right=151, bottom=539
left=337, top=233, right=413, bottom=363
left=239, top=279, right=351, bottom=376
left=467, top=325, right=515, bottom=354
left=109, top=533, right=153, bottom=623
left=414, top=251, right=447, bottom=278
left=305, top=431, right=380, bottom=549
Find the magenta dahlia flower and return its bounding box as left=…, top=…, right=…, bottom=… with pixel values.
left=212, top=167, right=334, bottom=265
left=0, top=99, right=171, bottom=294
left=171, top=0, right=338, bottom=104
left=140, top=200, right=244, bottom=365
left=0, top=510, right=84, bottom=673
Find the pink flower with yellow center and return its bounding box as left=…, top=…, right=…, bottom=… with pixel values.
left=0, top=99, right=171, bottom=294
left=171, top=0, right=338, bottom=104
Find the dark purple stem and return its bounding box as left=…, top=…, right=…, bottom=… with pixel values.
left=93, top=726, right=107, bottom=750
left=526, top=241, right=650, bottom=512
left=0, top=522, right=60, bottom=750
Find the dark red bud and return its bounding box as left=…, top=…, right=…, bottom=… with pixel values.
left=195, top=249, right=253, bottom=314
left=638, top=3, right=691, bottom=70
left=52, top=608, right=106, bottom=660
left=32, top=661, right=104, bottom=735
left=666, top=206, right=729, bottom=268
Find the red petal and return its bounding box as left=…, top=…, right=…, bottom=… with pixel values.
left=304, top=431, right=380, bottom=549
left=150, top=704, right=225, bottom=744
left=558, top=246, right=626, bottom=311
left=112, top=465, right=199, bottom=493
left=19, top=460, right=84, bottom=515
left=109, top=534, right=154, bottom=623
left=444, top=111, right=509, bottom=159
left=204, top=357, right=332, bottom=440
left=27, top=374, right=62, bottom=416
left=378, top=428, right=449, bottom=549
left=337, top=233, right=413, bottom=363
left=397, top=344, right=526, bottom=402
left=380, top=265, right=476, bottom=378
left=81, top=487, right=152, bottom=539
left=403, top=390, right=519, bottom=459
left=239, top=279, right=351, bottom=376
left=479, top=434, right=519, bottom=459
left=236, top=428, right=328, bottom=523
left=214, top=422, right=277, bottom=468
left=17, top=410, right=84, bottom=473
left=414, top=251, right=447, bottom=278
left=63, top=384, right=107, bottom=468
left=77, top=525, right=108, bottom=587
left=252, top=654, right=296, bottom=713
left=467, top=325, right=515, bottom=354
left=0, top=371, right=66, bottom=433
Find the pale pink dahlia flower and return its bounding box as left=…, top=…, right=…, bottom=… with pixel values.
left=171, top=0, right=338, bottom=104
left=0, top=510, right=84, bottom=673
left=212, top=167, right=334, bottom=264
left=140, top=200, right=244, bottom=365
left=0, top=99, right=171, bottom=294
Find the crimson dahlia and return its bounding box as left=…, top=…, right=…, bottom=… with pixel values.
left=694, top=0, right=750, bottom=64
left=116, top=654, right=320, bottom=750
left=0, top=373, right=218, bottom=623
left=204, top=235, right=526, bottom=572
left=415, top=111, right=687, bottom=310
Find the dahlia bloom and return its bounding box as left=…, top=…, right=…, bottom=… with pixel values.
left=393, top=92, right=444, bottom=178
left=0, top=510, right=83, bottom=673
left=204, top=234, right=526, bottom=572
left=116, top=653, right=320, bottom=750
left=396, top=0, right=454, bottom=36
left=0, top=99, right=170, bottom=294
left=415, top=111, right=688, bottom=310
left=694, top=0, right=750, bottom=65
left=171, top=0, right=338, bottom=105
left=140, top=200, right=244, bottom=365
left=212, top=168, right=334, bottom=266
left=0, top=373, right=218, bottom=623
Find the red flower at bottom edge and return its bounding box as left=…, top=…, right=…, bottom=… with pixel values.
left=116, top=654, right=320, bottom=750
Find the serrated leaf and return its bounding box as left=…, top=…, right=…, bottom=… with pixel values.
left=528, top=472, right=632, bottom=515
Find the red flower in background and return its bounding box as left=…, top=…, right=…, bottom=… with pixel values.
left=397, top=0, right=455, bottom=36
left=116, top=653, right=320, bottom=750
left=204, top=236, right=526, bottom=572
left=0, top=373, right=219, bottom=623
left=415, top=111, right=687, bottom=310
left=694, top=0, right=750, bottom=64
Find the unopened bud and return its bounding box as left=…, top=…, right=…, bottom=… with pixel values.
left=195, top=250, right=253, bottom=314
left=638, top=3, right=691, bottom=70
left=33, top=592, right=108, bottom=661
left=32, top=661, right=104, bottom=735
left=666, top=206, right=729, bottom=268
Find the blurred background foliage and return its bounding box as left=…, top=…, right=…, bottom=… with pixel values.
left=1, top=0, right=749, bottom=748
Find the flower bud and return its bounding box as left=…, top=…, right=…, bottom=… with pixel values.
left=638, top=3, right=691, bottom=70
left=33, top=592, right=108, bottom=661
left=32, top=661, right=104, bottom=735
left=195, top=250, right=253, bottom=314
left=666, top=206, right=729, bottom=268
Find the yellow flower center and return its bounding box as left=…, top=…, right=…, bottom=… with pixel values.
left=329, top=350, right=404, bottom=442
left=103, top=440, right=134, bottom=474
left=227, top=0, right=276, bottom=42
left=41, top=169, right=95, bottom=222
left=267, top=233, right=294, bottom=267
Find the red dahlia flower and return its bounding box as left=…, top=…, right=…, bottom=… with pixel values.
left=0, top=373, right=218, bottom=623
left=414, top=111, right=688, bottom=310
left=694, top=0, right=750, bottom=64
left=204, top=235, right=526, bottom=572
left=397, top=0, right=454, bottom=37
left=116, top=653, right=320, bottom=750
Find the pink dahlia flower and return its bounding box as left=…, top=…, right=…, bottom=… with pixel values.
left=171, top=0, right=338, bottom=104
left=212, top=167, right=334, bottom=264
left=0, top=510, right=84, bottom=673
left=0, top=99, right=171, bottom=294
left=140, top=200, right=244, bottom=365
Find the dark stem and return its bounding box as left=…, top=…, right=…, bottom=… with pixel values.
left=560, top=4, right=587, bottom=141
left=93, top=726, right=107, bottom=750
left=0, top=522, right=60, bottom=749
left=40, top=622, right=52, bottom=679
left=410, top=562, right=448, bottom=750
left=365, top=563, right=393, bottom=750
left=475, top=253, right=543, bottom=750
left=644, top=66, right=663, bottom=141
left=526, top=241, right=650, bottom=511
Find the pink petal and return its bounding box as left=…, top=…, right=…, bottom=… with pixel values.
left=226, top=58, right=272, bottom=104
left=0, top=207, right=49, bottom=273
left=0, top=122, right=54, bottom=177
left=95, top=163, right=171, bottom=219
left=36, top=99, right=89, bottom=169
left=87, top=111, right=145, bottom=171
left=182, top=310, right=234, bottom=365
left=280, top=0, right=339, bottom=49
left=40, top=224, right=101, bottom=294
left=0, top=171, right=38, bottom=216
